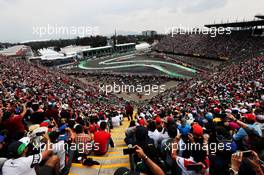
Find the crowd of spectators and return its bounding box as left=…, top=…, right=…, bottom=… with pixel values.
left=0, top=56, right=127, bottom=175
left=0, top=42, right=264, bottom=175
left=66, top=71, right=175, bottom=97
left=123, top=54, right=264, bottom=175
left=68, top=71, right=173, bottom=86
left=153, top=30, right=264, bottom=60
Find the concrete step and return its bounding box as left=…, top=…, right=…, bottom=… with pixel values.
left=69, top=119, right=131, bottom=175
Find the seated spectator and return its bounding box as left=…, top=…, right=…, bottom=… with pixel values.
left=75, top=124, right=92, bottom=156
left=49, top=131, right=66, bottom=171
left=209, top=126, right=237, bottom=175
left=134, top=126, right=162, bottom=174
left=2, top=133, right=60, bottom=175
left=114, top=146, right=165, bottom=175
left=94, top=121, right=114, bottom=155
left=171, top=135, right=210, bottom=175
left=89, top=117, right=99, bottom=134
left=148, top=121, right=162, bottom=147
left=125, top=120, right=137, bottom=145
left=161, top=124, right=179, bottom=168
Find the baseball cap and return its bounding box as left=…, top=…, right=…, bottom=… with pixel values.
left=155, top=116, right=162, bottom=124
left=256, top=115, right=264, bottom=121
left=165, top=116, right=174, bottom=123
left=29, top=127, right=48, bottom=138
left=139, top=113, right=145, bottom=118
left=225, top=109, right=232, bottom=114
left=192, top=124, right=203, bottom=137
left=178, top=125, right=191, bottom=135
left=8, top=140, right=28, bottom=156
left=240, top=109, right=248, bottom=114
left=213, top=117, right=222, bottom=123
left=214, top=107, right=221, bottom=114
left=28, top=124, right=40, bottom=132
left=205, top=112, right=213, bottom=120
left=244, top=113, right=256, bottom=122
left=19, top=137, right=31, bottom=147
left=202, top=119, right=208, bottom=124
left=40, top=122, right=49, bottom=128
left=228, top=121, right=240, bottom=130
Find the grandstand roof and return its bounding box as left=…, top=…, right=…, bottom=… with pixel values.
left=205, top=20, right=264, bottom=28
left=60, top=45, right=91, bottom=56
left=82, top=46, right=113, bottom=52
left=255, top=15, right=264, bottom=20
left=38, top=48, right=75, bottom=60
left=0, top=45, right=32, bottom=57
left=38, top=48, right=64, bottom=58
left=115, top=43, right=136, bottom=47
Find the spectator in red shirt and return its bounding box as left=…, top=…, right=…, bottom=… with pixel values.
left=2, top=103, right=27, bottom=140
left=44, top=103, right=59, bottom=124
left=89, top=117, right=99, bottom=134
left=94, top=122, right=114, bottom=155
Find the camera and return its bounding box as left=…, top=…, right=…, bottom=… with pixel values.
left=186, top=164, right=203, bottom=171
left=123, top=147, right=136, bottom=155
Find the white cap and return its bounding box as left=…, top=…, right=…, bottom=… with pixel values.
left=19, top=137, right=31, bottom=147
left=240, top=109, right=248, bottom=114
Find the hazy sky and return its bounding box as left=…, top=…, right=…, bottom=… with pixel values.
left=0, top=0, right=263, bottom=43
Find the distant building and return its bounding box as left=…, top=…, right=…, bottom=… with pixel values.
left=30, top=48, right=76, bottom=66
left=60, top=45, right=91, bottom=59
left=115, top=43, right=136, bottom=53
left=82, top=46, right=113, bottom=58
left=142, top=30, right=157, bottom=37
left=0, top=45, right=33, bottom=58
left=30, top=42, right=136, bottom=66
left=38, top=48, right=66, bottom=60
left=82, top=43, right=136, bottom=58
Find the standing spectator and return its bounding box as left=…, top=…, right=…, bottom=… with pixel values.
left=126, top=103, right=134, bottom=121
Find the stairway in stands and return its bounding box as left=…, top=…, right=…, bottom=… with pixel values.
left=69, top=119, right=130, bottom=175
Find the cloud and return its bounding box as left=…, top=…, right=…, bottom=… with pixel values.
left=183, top=0, right=227, bottom=13
left=0, top=0, right=263, bottom=42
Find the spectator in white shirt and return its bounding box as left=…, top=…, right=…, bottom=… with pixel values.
left=148, top=121, right=162, bottom=147
left=2, top=134, right=60, bottom=175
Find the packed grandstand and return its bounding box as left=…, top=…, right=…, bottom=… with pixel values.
left=0, top=16, right=264, bottom=175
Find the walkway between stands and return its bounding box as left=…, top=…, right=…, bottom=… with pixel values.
left=69, top=119, right=130, bottom=175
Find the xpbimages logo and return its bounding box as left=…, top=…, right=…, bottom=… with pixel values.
left=37, top=142, right=100, bottom=154
left=165, top=25, right=232, bottom=38
left=164, top=142, right=232, bottom=154
left=99, top=82, right=166, bottom=95
left=33, top=24, right=100, bottom=38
